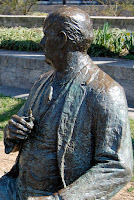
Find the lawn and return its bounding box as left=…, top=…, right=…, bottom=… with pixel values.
left=0, top=94, right=26, bottom=140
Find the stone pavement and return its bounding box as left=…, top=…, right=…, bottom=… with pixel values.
left=0, top=85, right=30, bottom=99
left=0, top=84, right=134, bottom=120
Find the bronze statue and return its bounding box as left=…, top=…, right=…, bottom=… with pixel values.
left=0, top=7, right=133, bottom=200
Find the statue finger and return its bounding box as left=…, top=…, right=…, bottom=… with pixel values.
left=8, top=131, right=28, bottom=140
left=11, top=115, right=33, bottom=129
left=9, top=119, right=31, bottom=133
left=8, top=126, right=29, bottom=136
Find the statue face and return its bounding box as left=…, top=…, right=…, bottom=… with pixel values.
left=41, top=20, right=62, bottom=68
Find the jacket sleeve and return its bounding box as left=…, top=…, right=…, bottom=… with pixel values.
left=56, top=85, right=133, bottom=200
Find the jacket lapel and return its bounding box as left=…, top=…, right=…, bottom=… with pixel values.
left=57, top=74, right=87, bottom=187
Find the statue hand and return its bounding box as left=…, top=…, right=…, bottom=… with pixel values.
left=5, top=114, right=34, bottom=141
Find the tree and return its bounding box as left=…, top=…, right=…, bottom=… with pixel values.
left=96, top=0, right=134, bottom=16
left=0, top=0, right=38, bottom=15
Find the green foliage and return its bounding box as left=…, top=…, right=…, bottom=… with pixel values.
left=123, top=54, right=134, bottom=60
left=96, top=0, right=134, bottom=16
left=127, top=186, right=134, bottom=192
left=129, top=118, right=134, bottom=182
left=88, top=23, right=134, bottom=58
left=0, top=27, right=43, bottom=51
left=130, top=118, right=134, bottom=135
left=0, top=24, right=134, bottom=58
left=0, top=94, right=26, bottom=139
left=0, top=0, right=38, bottom=15
left=130, top=118, right=134, bottom=150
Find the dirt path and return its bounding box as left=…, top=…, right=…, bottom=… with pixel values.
left=0, top=141, right=133, bottom=199
left=0, top=141, right=18, bottom=177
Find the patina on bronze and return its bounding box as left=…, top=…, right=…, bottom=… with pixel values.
left=0, top=7, right=133, bottom=200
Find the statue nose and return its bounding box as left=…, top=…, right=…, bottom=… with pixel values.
left=40, top=36, right=45, bottom=48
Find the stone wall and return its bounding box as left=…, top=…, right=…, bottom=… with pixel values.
left=0, top=50, right=134, bottom=105
left=0, top=51, right=51, bottom=89
left=0, top=15, right=45, bottom=28
left=0, top=14, right=134, bottom=30
left=34, top=4, right=134, bottom=17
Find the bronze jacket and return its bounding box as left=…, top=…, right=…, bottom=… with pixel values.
left=4, top=58, right=133, bottom=200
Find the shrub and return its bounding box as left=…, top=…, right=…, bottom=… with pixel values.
left=96, top=0, right=134, bottom=16
left=88, top=23, right=134, bottom=58
left=0, top=24, right=134, bottom=58
left=0, top=0, right=38, bottom=15
left=0, top=26, right=43, bottom=51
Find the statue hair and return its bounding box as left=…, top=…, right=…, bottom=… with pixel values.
left=45, top=7, right=94, bottom=52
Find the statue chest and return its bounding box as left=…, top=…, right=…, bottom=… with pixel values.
left=17, top=92, right=66, bottom=199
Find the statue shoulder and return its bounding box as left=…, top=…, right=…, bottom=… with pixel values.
left=85, top=63, right=124, bottom=95
left=84, top=63, right=126, bottom=107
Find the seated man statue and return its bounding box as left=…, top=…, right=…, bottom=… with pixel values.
left=0, top=6, right=133, bottom=200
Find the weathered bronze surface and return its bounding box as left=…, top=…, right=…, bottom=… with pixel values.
left=0, top=7, right=133, bottom=200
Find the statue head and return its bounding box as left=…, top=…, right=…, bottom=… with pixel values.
left=40, top=7, right=93, bottom=70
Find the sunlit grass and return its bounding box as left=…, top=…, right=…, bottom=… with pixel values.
left=0, top=94, right=26, bottom=140
left=127, top=186, right=134, bottom=192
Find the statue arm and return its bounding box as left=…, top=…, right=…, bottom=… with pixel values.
left=55, top=85, right=133, bottom=200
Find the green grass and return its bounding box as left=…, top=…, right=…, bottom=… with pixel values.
left=129, top=118, right=134, bottom=182
left=0, top=94, right=26, bottom=140
left=127, top=186, right=134, bottom=193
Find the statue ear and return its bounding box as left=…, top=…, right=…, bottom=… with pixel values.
left=59, top=31, right=67, bottom=49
